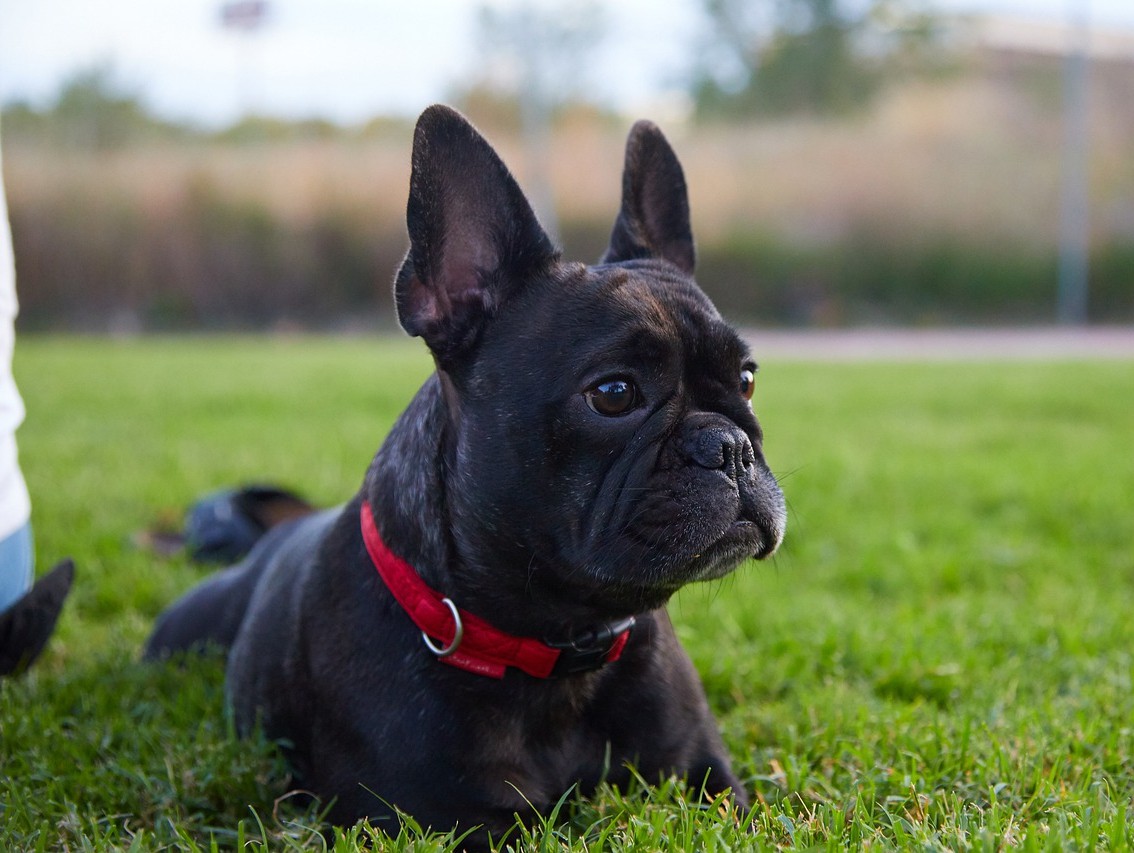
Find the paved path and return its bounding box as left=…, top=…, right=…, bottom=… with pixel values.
left=743, top=327, right=1134, bottom=360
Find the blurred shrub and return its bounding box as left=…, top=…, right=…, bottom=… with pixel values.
left=10, top=175, right=404, bottom=331
left=9, top=188, right=1133, bottom=331
left=1090, top=244, right=1134, bottom=321
left=698, top=231, right=1132, bottom=326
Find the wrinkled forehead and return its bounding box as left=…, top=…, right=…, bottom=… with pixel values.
left=572, top=260, right=749, bottom=363
left=474, top=260, right=752, bottom=387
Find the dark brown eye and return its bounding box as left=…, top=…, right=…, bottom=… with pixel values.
left=740, top=365, right=757, bottom=401
left=585, top=378, right=639, bottom=417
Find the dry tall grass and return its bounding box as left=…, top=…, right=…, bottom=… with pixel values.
left=5, top=61, right=1133, bottom=328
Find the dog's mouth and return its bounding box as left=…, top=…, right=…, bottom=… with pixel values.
left=556, top=453, right=787, bottom=611
left=575, top=514, right=783, bottom=613
left=685, top=520, right=775, bottom=581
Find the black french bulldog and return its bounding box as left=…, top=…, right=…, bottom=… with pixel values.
left=145, top=105, right=786, bottom=843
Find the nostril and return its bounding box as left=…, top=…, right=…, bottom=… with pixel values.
left=680, top=419, right=760, bottom=477
left=741, top=442, right=756, bottom=469
left=682, top=428, right=726, bottom=470
left=684, top=427, right=750, bottom=474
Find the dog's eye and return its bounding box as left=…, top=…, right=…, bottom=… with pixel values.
left=740, top=365, right=757, bottom=401
left=585, top=379, right=639, bottom=417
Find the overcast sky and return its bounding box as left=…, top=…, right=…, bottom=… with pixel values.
left=1, top=0, right=1131, bottom=126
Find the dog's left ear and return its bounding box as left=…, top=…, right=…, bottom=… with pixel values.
left=395, top=105, right=557, bottom=363
left=601, top=120, right=695, bottom=274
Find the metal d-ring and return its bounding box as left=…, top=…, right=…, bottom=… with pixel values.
left=422, top=597, right=463, bottom=658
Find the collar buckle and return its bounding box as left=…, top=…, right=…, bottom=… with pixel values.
left=547, top=616, right=637, bottom=677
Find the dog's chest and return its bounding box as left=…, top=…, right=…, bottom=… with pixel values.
left=468, top=689, right=609, bottom=807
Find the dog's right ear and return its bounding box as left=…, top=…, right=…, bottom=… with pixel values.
left=394, top=105, right=557, bottom=364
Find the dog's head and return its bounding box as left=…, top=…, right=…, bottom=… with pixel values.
left=394, top=105, right=785, bottom=616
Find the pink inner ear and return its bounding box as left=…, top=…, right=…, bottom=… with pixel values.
left=437, top=220, right=501, bottom=308
left=404, top=247, right=496, bottom=337
left=402, top=276, right=447, bottom=333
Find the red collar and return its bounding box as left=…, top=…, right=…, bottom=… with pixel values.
left=360, top=501, right=634, bottom=679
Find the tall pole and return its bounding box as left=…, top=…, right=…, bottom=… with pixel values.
left=517, top=3, right=560, bottom=243
left=1057, top=0, right=1091, bottom=325
left=220, top=1, right=269, bottom=119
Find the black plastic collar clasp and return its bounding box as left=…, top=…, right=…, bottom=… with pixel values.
left=547, top=616, right=637, bottom=677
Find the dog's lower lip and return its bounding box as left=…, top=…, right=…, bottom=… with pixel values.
left=684, top=522, right=765, bottom=580
left=730, top=519, right=759, bottom=541
left=717, top=520, right=759, bottom=543
left=729, top=519, right=781, bottom=562
left=732, top=519, right=783, bottom=560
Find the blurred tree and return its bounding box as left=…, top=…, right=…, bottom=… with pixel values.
left=692, top=0, right=941, bottom=119
left=2, top=65, right=187, bottom=148
left=213, top=114, right=341, bottom=144
left=458, top=1, right=606, bottom=122
left=51, top=66, right=165, bottom=148
left=0, top=102, right=45, bottom=140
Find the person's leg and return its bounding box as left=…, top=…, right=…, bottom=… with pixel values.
left=0, top=520, right=33, bottom=614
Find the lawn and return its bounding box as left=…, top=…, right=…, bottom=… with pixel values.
left=2, top=335, right=1133, bottom=850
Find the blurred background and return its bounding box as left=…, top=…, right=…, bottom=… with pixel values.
left=1, top=0, right=1132, bottom=332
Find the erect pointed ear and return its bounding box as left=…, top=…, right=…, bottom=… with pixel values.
left=601, top=120, right=695, bottom=274
left=394, top=105, right=557, bottom=362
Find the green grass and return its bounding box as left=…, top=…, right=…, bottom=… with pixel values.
left=3, top=336, right=1133, bottom=850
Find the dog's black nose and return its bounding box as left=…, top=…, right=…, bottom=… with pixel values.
left=681, top=421, right=756, bottom=479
